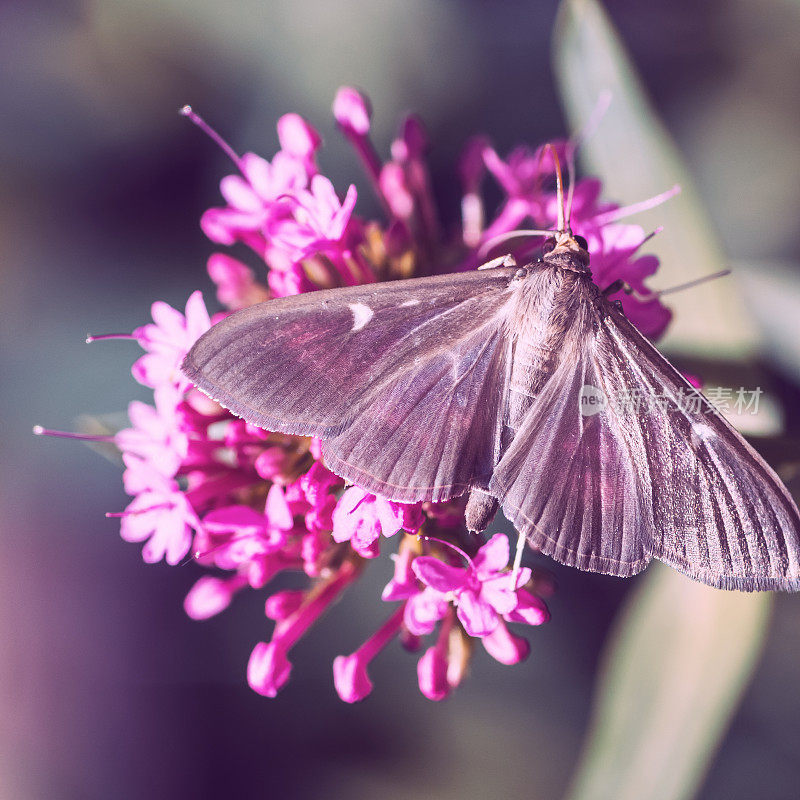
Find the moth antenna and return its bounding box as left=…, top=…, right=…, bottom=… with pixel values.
left=554, top=92, right=613, bottom=233
left=477, top=228, right=556, bottom=259
left=564, top=144, right=576, bottom=232
left=543, top=143, right=567, bottom=234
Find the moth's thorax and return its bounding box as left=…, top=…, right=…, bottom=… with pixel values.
left=502, top=261, right=593, bottom=442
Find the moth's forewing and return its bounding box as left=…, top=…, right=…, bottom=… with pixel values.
left=183, top=267, right=521, bottom=501
left=321, top=317, right=510, bottom=503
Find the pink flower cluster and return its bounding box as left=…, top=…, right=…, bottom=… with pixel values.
left=45, top=88, right=672, bottom=702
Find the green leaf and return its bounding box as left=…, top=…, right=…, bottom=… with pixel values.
left=553, top=0, right=761, bottom=358
left=554, top=6, right=773, bottom=797
left=564, top=564, right=771, bottom=800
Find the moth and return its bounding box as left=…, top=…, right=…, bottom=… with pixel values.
left=183, top=162, right=800, bottom=592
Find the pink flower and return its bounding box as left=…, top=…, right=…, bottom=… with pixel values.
left=201, top=149, right=308, bottom=250
left=332, top=487, right=424, bottom=557
left=333, top=86, right=382, bottom=185
left=115, top=477, right=201, bottom=565
left=276, top=113, right=322, bottom=176
left=505, top=588, right=551, bottom=626
left=481, top=620, right=531, bottom=665
left=184, top=574, right=248, bottom=620
left=250, top=562, right=360, bottom=697
left=479, top=142, right=566, bottom=241
left=131, top=291, right=211, bottom=391
left=248, top=641, right=293, bottom=698
left=403, top=587, right=449, bottom=636
left=115, top=387, right=189, bottom=478
left=412, top=534, right=531, bottom=637
left=417, top=642, right=450, bottom=701
left=206, top=253, right=269, bottom=310
left=199, top=484, right=296, bottom=569
left=333, top=87, right=372, bottom=137
left=48, top=87, right=679, bottom=704
left=269, top=175, right=358, bottom=260
left=416, top=610, right=470, bottom=701
left=381, top=543, right=420, bottom=601
left=265, top=590, right=304, bottom=621
left=333, top=606, right=405, bottom=703
left=577, top=221, right=672, bottom=338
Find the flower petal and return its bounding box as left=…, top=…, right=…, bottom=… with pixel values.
left=412, top=557, right=467, bottom=593
left=473, top=533, right=509, bottom=577
left=456, top=590, right=499, bottom=637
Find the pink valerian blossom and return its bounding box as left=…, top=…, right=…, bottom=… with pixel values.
left=331, top=486, right=425, bottom=558
left=115, top=387, right=189, bottom=478
left=40, top=85, right=681, bottom=702
left=206, top=253, right=269, bottom=310
left=111, top=472, right=203, bottom=566
left=130, top=290, right=212, bottom=391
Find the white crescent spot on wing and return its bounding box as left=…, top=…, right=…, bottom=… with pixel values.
left=401, top=299, right=421, bottom=307
left=348, top=302, right=374, bottom=331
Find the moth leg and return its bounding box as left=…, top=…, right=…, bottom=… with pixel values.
left=510, top=528, right=526, bottom=590
left=478, top=254, right=517, bottom=271
left=602, top=279, right=634, bottom=297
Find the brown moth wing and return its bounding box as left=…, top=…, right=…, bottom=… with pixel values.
left=491, top=297, right=800, bottom=591
left=183, top=267, right=522, bottom=503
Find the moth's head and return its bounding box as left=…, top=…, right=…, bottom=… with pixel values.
left=543, top=232, right=591, bottom=272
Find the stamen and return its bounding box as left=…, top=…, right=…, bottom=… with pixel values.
left=418, top=534, right=474, bottom=569
left=563, top=92, right=613, bottom=229
left=180, top=105, right=241, bottom=166
left=33, top=425, right=114, bottom=442
left=105, top=503, right=175, bottom=518
left=637, top=226, right=664, bottom=249
left=85, top=333, right=136, bottom=344
left=592, top=185, right=681, bottom=227
left=570, top=90, right=612, bottom=151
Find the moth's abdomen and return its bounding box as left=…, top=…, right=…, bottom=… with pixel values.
left=505, top=340, right=557, bottom=439
left=503, top=268, right=584, bottom=436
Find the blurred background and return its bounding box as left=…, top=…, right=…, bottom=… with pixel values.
left=2, top=1, right=799, bottom=798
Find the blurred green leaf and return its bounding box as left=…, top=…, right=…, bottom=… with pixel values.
left=553, top=0, right=761, bottom=358
left=554, top=5, right=773, bottom=797
left=565, top=565, right=771, bottom=800
left=75, top=412, right=128, bottom=465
